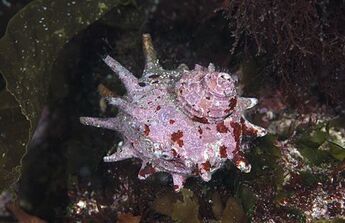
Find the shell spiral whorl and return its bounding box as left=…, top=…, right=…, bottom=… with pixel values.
left=176, top=64, right=237, bottom=123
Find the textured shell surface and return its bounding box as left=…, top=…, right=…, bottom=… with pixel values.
left=80, top=34, right=267, bottom=191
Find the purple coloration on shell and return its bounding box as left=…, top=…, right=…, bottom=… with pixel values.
left=80, top=34, right=267, bottom=191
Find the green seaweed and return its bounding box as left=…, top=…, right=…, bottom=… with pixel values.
left=220, top=197, right=246, bottom=223
left=0, top=0, right=132, bottom=192
left=154, top=189, right=200, bottom=223
left=236, top=185, right=257, bottom=220
left=0, top=89, right=30, bottom=191
left=296, top=120, right=345, bottom=166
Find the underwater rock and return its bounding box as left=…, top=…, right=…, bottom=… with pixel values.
left=80, top=34, right=267, bottom=191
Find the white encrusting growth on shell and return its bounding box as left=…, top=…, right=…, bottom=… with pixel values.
left=105, top=97, right=134, bottom=115
left=103, top=141, right=134, bottom=162
left=241, top=117, right=268, bottom=137
left=79, top=117, right=121, bottom=131
left=238, top=97, right=258, bottom=110
left=236, top=160, right=251, bottom=173
left=208, top=63, right=216, bottom=72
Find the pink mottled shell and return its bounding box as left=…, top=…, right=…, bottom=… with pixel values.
left=176, top=64, right=237, bottom=123
left=80, top=34, right=268, bottom=191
